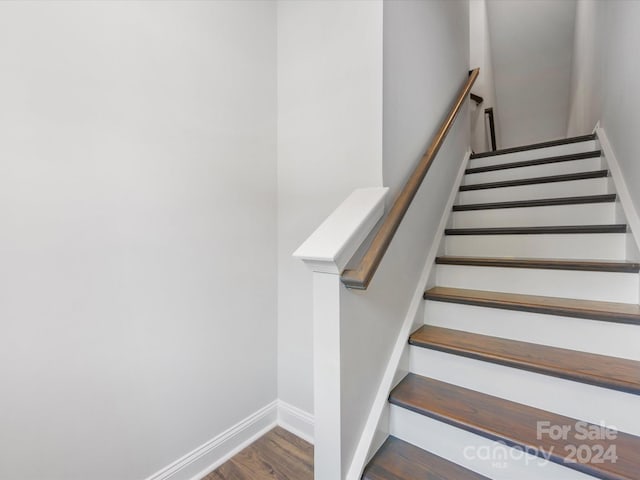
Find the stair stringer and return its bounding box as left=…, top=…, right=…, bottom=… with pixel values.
left=344, top=149, right=472, bottom=480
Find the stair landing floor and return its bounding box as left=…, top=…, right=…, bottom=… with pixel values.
left=202, top=427, right=313, bottom=480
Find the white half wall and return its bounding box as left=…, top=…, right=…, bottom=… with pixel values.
left=0, top=2, right=278, bottom=479
left=277, top=0, right=384, bottom=416
left=328, top=0, right=470, bottom=475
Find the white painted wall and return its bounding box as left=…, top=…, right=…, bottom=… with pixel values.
left=277, top=0, right=383, bottom=416
left=383, top=0, right=470, bottom=200
left=469, top=0, right=500, bottom=153
left=487, top=0, right=576, bottom=147
left=567, top=0, right=640, bottom=215
left=598, top=1, right=640, bottom=216
left=566, top=0, right=604, bottom=137
left=0, top=2, right=277, bottom=479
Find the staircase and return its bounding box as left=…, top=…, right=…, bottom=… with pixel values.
left=362, top=134, right=640, bottom=480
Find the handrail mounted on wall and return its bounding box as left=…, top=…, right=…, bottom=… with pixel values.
left=340, top=68, right=480, bottom=290
left=485, top=107, right=497, bottom=151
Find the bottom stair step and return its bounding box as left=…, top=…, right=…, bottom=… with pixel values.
left=390, top=374, right=640, bottom=480
left=362, top=436, right=489, bottom=480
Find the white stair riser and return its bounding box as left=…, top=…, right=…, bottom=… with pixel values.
left=390, top=405, right=595, bottom=480
left=457, top=177, right=610, bottom=205
left=423, top=301, right=640, bottom=361
left=410, top=347, right=640, bottom=436
left=470, top=140, right=599, bottom=168
left=462, top=157, right=603, bottom=186
left=445, top=233, right=626, bottom=260
left=451, top=203, right=616, bottom=228
left=436, top=265, right=639, bottom=304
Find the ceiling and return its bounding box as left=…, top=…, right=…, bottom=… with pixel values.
left=487, top=0, right=577, bottom=148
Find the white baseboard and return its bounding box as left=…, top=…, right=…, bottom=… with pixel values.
left=144, top=401, right=278, bottom=480
left=277, top=400, right=315, bottom=444
left=344, top=149, right=473, bottom=480
left=143, top=400, right=314, bottom=480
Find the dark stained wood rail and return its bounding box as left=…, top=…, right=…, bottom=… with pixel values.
left=470, top=92, right=484, bottom=104
left=484, top=107, right=497, bottom=151
left=341, top=68, right=480, bottom=290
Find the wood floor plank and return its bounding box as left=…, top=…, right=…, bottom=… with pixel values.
left=423, top=286, right=640, bottom=325
left=202, top=427, right=313, bottom=480
left=390, top=374, right=640, bottom=480
left=410, top=325, right=640, bottom=394
left=363, top=436, right=490, bottom=480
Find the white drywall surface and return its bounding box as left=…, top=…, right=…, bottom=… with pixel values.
left=597, top=1, right=640, bottom=216
left=276, top=0, right=384, bottom=416
left=487, top=0, right=576, bottom=147
left=469, top=0, right=500, bottom=152
left=0, top=2, right=278, bottom=479
left=566, top=0, right=603, bottom=137
left=383, top=0, right=470, bottom=200
left=567, top=0, right=640, bottom=216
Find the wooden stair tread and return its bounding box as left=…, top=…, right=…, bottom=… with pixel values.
left=452, top=194, right=617, bottom=211
left=445, top=224, right=627, bottom=235
left=410, top=325, right=640, bottom=394
left=459, top=169, right=608, bottom=191
left=423, top=286, right=640, bottom=325
left=362, top=436, right=489, bottom=480
left=390, top=374, right=640, bottom=480
left=470, top=134, right=596, bottom=159
left=465, top=150, right=601, bottom=174
left=435, top=256, right=640, bottom=273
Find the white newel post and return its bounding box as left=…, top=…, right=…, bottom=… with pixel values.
left=293, top=187, right=388, bottom=480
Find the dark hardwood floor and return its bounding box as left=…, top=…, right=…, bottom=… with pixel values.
left=202, top=427, right=313, bottom=480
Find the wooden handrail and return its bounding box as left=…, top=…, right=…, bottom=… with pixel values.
left=341, top=68, right=480, bottom=289
left=470, top=92, right=484, bottom=104
left=484, top=107, right=497, bottom=151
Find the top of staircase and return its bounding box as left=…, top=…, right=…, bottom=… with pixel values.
left=470, top=133, right=596, bottom=159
